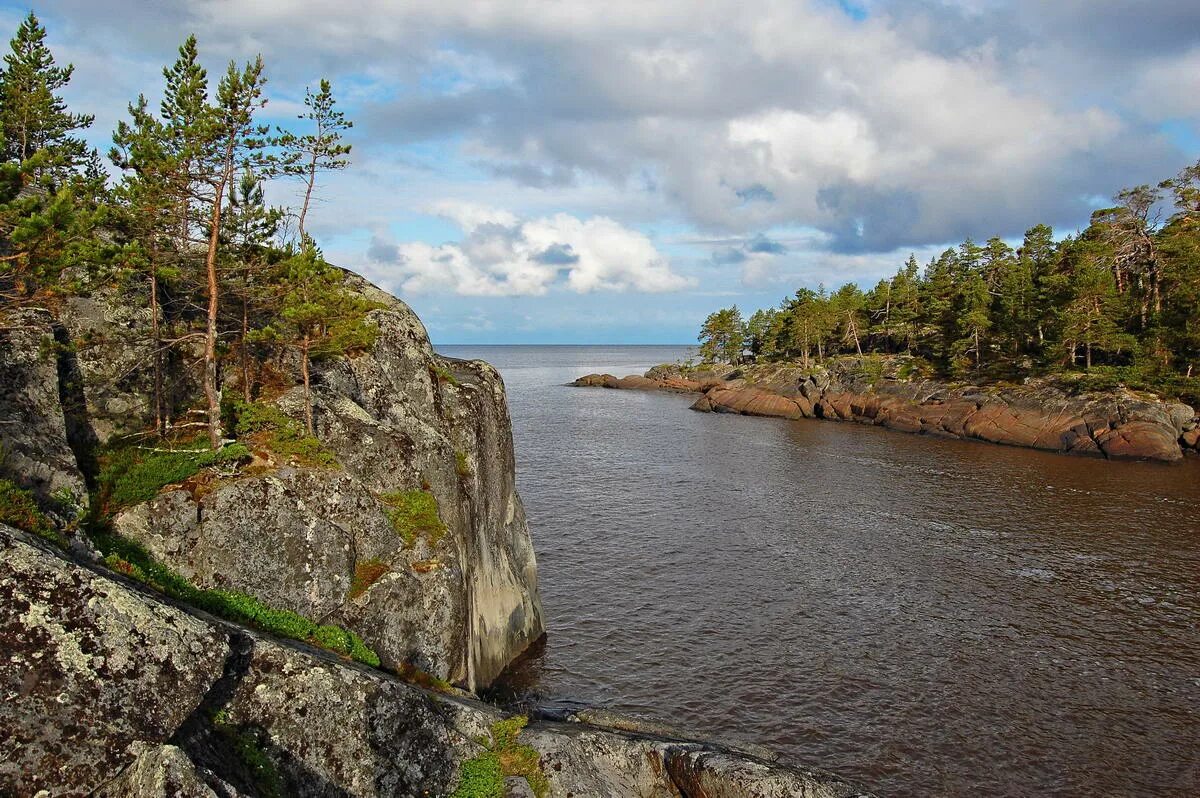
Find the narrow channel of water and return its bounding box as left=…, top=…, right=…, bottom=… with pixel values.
left=441, top=344, right=1200, bottom=797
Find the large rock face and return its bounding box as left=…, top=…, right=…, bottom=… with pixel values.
left=0, top=525, right=227, bottom=796
left=112, top=281, right=543, bottom=691
left=0, top=309, right=89, bottom=511
left=0, top=525, right=873, bottom=797
left=576, top=358, right=1198, bottom=462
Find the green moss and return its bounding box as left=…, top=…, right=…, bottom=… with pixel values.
left=98, top=442, right=251, bottom=509
left=379, top=489, right=445, bottom=547
left=223, top=398, right=337, bottom=467
left=455, top=451, right=472, bottom=478
left=88, top=528, right=380, bottom=667
left=348, top=558, right=389, bottom=600
left=0, top=479, right=65, bottom=546
left=210, top=713, right=284, bottom=798
left=450, top=752, right=503, bottom=798
left=451, top=716, right=548, bottom=798
left=430, top=363, right=460, bottom=387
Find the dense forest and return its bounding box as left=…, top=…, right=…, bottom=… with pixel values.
left=0, top=12, right=368, bottom=451
left=698, top=167, right=1200, bottom=403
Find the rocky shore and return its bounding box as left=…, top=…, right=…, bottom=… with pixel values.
left=0, top=273, right=874, bottom=796
left=573, top=357, right=1199, bottom=462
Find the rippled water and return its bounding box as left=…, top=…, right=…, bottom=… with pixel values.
left=439, top=344, right=1200, bottom=797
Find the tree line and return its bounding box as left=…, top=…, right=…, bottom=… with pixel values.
left=0, top=12, right=371, bottom=449
left=699, top=165, right=1200, bottom=399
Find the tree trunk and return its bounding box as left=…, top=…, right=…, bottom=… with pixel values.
left=974, top=328, right=981, bottom=367
left=241, top=295, right=251, bottom=402
left=150, top=269, right=163, bottom=436
left=202, top=149, right=235, bottom=450
left=297, top=154, right=318, bottom=240
left=1086, top=340, right=1092, bottom=370
left=301, top=336, right=314, bottom=436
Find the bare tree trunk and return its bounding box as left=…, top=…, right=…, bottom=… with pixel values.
left=301, top=336, right=314, bottom=435
left=202, top=149, right=234, bottom=450
left=297, top=154, right=318, bottom=240
left=150, top=269, right=163, bottom=436
left=241, top=295, right=251, bottom=402
left=974, top=328, right=981, bottom=367
left=1086, top=341, right=1092, bottom=370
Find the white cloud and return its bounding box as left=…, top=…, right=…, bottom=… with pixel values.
left=368, top=204, right=691, bottom=296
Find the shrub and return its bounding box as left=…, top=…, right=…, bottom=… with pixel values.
left=88, top=529, right=380, bottom=667
left=223, top=398, right=337, bottom=467
left=379, top=489, right=446, bottom=547
left=0, top=479, right=65, bottom=546
left=99, top=442, right=250, bottom=509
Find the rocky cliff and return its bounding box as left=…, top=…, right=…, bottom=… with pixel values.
left=6, top=273, right=543, bottom=692
left=0, top=274, right=877, bottom=795
left=1, top=523, right=871, bottom=797
left=573, top=356, right=1199, bottom=462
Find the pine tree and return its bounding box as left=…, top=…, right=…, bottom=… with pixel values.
left=698, top=306, right=745, bottom=364
left=197, top=56, right=269, bottom=449
left=0, top=12, right=93, bottom=175
left=1060, top=246, right=1131, bottom=369
left=279, top=248, right=376, bottom=434
left=111, top=94, right=180, bottom=433
left=832, top=283, right=866, bottom=356
left=159, top=36, right=210, bottom=248
left=221, top=167, right=282, bottom=400
left=274, top=79, right=352, bottom=240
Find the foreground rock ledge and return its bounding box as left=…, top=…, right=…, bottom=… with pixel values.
left=1, top=525, right=874, bottom=797
left=573, top=358, right=1199, bottom=462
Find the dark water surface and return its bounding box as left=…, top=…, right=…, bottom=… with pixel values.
left=439, top=344, right=1200, bottom=797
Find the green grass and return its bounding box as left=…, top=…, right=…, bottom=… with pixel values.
left=0, top=479, right=65, bottom=546
left=90, top=529, right=380, bottom=667
left=223, top=398, right=337, bottom=467
left=379, top=489, right=446, bottom=547
left=98, top=442, right=251, bottom=509
left=450, top=716, right=548, bottom=798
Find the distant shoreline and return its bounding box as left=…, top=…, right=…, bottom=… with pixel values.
left=572, top=356, right=1200, bottom=463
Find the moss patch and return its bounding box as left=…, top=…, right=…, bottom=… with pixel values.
left=223, top=398, right=337, bottom=467
left=450, top=716, right=549, bottom=798
left=455, top=451, right=472, bottom=478
left=379, top=489, right=445, bottom=548
left=0, top=479, right=65, bottom=546
left=430, top=363, right=460, bottom=387
left=210, top=710, right=284, bottom=798
left=348, top=558, right=389, bottom=600
left=88, top=528, right=380, bottom=667
left=98, top=442, right=250, bottom=510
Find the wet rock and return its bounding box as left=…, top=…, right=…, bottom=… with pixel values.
left=572, top=373, right=620, bottom=388
left=0, top=525, right=227, bottom=796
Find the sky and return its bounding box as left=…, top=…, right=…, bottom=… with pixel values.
left=6, top=0, right=1200, bottom=343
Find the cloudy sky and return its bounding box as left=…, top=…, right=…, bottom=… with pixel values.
left=8, top=1, right=1199, bottom=342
